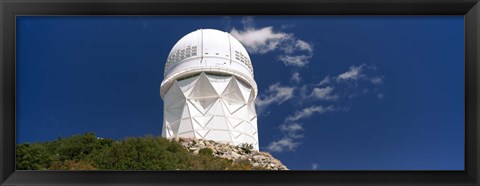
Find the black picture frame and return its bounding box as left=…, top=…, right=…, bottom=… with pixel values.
left=1, top=0, right=478, bottom=185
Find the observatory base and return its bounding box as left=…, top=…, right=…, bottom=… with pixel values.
left=162, top=72, right=259, bottom=150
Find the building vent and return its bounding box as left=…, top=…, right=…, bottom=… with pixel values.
left=235, top=50, right=253, bottom=73
left=166, top=45, right=198, bottom=67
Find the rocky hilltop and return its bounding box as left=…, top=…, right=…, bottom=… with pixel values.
left=172, top=137, right=288, bottom=170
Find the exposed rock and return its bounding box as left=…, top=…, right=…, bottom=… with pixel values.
left=172, top=137, right=288, bottom=170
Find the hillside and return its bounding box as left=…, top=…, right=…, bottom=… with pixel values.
left=16, top=133, right=287, bottom=170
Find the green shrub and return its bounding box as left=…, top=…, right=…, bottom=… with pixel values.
left=56, top=132, right=104, bottom=161
left=87, top=136, right=189, bottom=170
left=16, top=133, right=262, bottom=171
left=16, top=143, right=53, bottom=170
left=198, top=148, right=213, bottom=156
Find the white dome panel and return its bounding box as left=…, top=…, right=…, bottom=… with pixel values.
left=162, top=29, right=256, bottom=99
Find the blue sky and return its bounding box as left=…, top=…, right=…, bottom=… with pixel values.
left=16, top=16, right=464, bottom=170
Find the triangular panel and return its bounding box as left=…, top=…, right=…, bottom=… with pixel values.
left=236, top=78, right=252, bottom=103
left=198, top=97, right=217, bottom=112
left=189, top=72, right=217, bottom=98
left=222, top=76, right=247, bottom=103
left=205, top=116, right=229, bottom=130
left=164, top=81, right=186, bottom=110
left=207, top=99, right=225, bottom=116
left=206, top=74, right=232, bottom=95
left=177, top=75, right=200, bottom=96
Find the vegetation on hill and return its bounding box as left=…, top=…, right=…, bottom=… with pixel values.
left=16, top=133, right=266, bottom=170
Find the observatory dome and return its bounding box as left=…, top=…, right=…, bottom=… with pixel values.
left=161, top=29, right=257, bottom=98
left=160, top=29, right=260, bottom=149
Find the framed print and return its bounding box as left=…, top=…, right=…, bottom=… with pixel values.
left=1, top=0, right=479, bottom=185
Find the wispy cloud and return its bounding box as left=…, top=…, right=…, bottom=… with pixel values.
left=266, top=64, right=385, bottom=153
left=255, top=83, right=295, bottom=113
left=337, top=64, right=365, bottom=81
left=230, top=17, right=314, bottom=68
left=235, top=17, right=387, bottom=154
left=312, top=163, right=318, bottom=170
left=266, top=122, right=304, bottom=152
left=334, top=64, right=386, bottom=99
left=370, top=76, right=384, bottom=85
left=336, top=64, right=384, bottom=85
left=295, top=40, right=313, bottom=53
left=285, top=105, right=335, bottom=122
left=317, top=76, right=331, bottom=86
left=278, top=54, right=312, bottom=67
left=267, top=137, right=301, bottom=152
left=310, top=86, right=339, bottom=101
left=280, top=122, right=304, bottom=139
left=267, top=105, right=334, bottom=152
left=291, top=71, right=301, bottom=83
left=230, top=26, right=291, bottom=54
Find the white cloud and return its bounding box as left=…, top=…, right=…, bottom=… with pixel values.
left=337, top=64, right=366, bottom=81
left=295, top=40, right=313, bottom=52
left=230, top=17, right=314, bottom=68
left=291, top=71, right=301, bottom=83
left=255, top=83, right=295, bottom=113
left=266, top=63, right=386, bottom=153
left=312, top=163, right=318, bottom=170
left=317, top=76, right=331, bottom=86
left=285, top=105, right=334, bottom=122
left=230, top=26, right=291, bottom=54
left=267, top=138, right=300, bottom=152
left=280, top=122, right=303, bottom=131
left=370, top=76, right=383, bottom=85
left=280, top=122, right=304, bottom=139
left=331, top=64, right=386, bottom=100
left=278, top=54, right=312, bottom=67
left=310, top=86, right=339, bottom=101
left=282, top=39, right=314, bottom=54
left=267, top=123, right=304, bottom=152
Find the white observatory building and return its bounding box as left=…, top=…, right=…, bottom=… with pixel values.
left=160, top=29, right=259, bottom=150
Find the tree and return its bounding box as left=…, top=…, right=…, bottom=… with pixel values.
left=16, top=143, right=53, bottom=170
left=56, top=132, right=105, bottom=161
